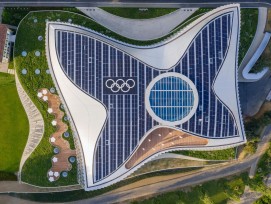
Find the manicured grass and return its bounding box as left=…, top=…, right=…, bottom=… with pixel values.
left=0, top=73, right=29, bottom=173
left=14, top=12, right=78, bottom=187
left=174, top=148, right=236, bottom=160
left=239, top=9, right=258, bottom=65
left=101, top=8, right=177, bottom=19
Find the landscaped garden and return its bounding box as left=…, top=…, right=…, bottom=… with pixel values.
left=4, top=6, right=270, bottom=202
left=250, top=39, right=271, bottom=73
left=239, top=9, right=258, bottom=65
left=9, top=6, right=260, bottom=188
left=101, top=7, right=177, bottom=19
left=175, top=148, right=236, bottom=160
left=0, top=73, right=28, bottom=178
left=14, top=11, right=78, bottom=187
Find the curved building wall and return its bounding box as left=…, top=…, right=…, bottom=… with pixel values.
left=46, top=4, right=245, bottom=190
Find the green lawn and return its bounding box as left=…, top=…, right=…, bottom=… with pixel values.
left=0, top=73, right=29, bottom=173
left=239, top=9, right=258, bottom=65
left=174, top=148, right=236, bottom=160
left=101, top=8, right=177, bottom=19
left=14, top=12, right=78, bottom=187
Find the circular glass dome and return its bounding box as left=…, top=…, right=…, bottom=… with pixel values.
left=145, top=73, right=198, bottom=125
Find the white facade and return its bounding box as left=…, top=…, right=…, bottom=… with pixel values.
left=46, top=4, right=245, bottom=191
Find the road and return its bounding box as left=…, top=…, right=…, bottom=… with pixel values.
left=1, top=0, right=271, bottom=7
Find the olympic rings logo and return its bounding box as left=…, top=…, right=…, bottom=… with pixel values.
left=105, top=79, right=135, bottom=93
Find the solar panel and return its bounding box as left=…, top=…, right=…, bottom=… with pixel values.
left=55, top=13, right=237, bottom=181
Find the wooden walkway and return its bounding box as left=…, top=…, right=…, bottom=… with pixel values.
left=125, top=127, right=208, bottom=169
left=38, top=88, right=76, bottom=182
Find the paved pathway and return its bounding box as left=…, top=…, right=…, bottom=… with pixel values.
left=7, top=68, right=15, bottom=74
left=0, top=63, right=8, bottom=73
left=77, top=7, right=198, bottom=40
left=238, top=7, right=268, bottom=82
left=15, top=74, right=44, bottom=181
left=38, top=88, right=76, bottom=182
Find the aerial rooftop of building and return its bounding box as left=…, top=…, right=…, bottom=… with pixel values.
left=46, top=4, right=245, bottom=190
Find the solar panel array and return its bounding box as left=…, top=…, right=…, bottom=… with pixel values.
left=149, top=76, right=194, bottom=122
left=56, top=12, right=238, bottom=182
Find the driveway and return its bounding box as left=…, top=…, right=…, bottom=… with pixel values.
left=77, top=7, right=198, bottom=40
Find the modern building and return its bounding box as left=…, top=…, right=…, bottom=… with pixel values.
left=0, top=24, right=13, bottom=63
left=46, top=4, right=245, bottom=191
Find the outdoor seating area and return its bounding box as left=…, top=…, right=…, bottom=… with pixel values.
left=125, top=127, right=208, bottom=169
left=37, top=88, right=76, bottom=182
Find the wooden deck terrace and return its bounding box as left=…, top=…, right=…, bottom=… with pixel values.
left=125, top=127, right=208, bottom=169
left=38, top=88, right=76, bottom=182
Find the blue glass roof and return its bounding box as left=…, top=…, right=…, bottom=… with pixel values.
left=149, top=76, right=194, bottom=122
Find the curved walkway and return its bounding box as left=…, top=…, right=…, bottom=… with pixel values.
left=77, top=7, right=198, bottom=40
left=15, top=74, right=44, bottom=181
left=238, top=7, right=268, bottom=82
left=38, top=88, right=76, bottom=182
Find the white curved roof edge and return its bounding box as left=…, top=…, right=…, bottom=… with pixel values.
left=46, top=24, right=107, bottom=187
left=241, top=32, right=271, bottom=82
left=213, top=3, right=246, bottom=147
left=46, top=3, right=246, bottom=191
left=48, top=4, right=240, bottom=70
left=85, top=125, right=246, bottom=191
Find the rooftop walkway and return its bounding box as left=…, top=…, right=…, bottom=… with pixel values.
left=38, top=88, right=76, bottom=182
left=77, top=7, right=198, bottom=41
